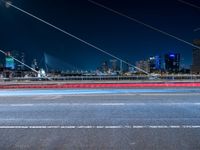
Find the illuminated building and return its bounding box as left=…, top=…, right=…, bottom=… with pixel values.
left=149, top=55, right=161, bottom=73
left=136, top=60, right=150, bottom=73
left=110, top=59, right=118, bottom=72
left=31, top=59, right=39, bottom=70
left=164, top=53, right=180, bottom=73
left=101, top=61, right=109, bottom=73
left=5, top=52, right=15, bottom=70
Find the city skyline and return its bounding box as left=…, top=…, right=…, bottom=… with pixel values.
left=0, top=49, right=189, bottom=74
left=0, top=0, right=200, bottom=70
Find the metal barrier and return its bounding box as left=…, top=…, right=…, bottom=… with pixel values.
left=1, top=75, right=200, bottom=82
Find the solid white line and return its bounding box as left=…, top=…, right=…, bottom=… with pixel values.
left=10, top=104, right=34, bottom=107
left=0, top=125, right=200, bottom=129
left=0, top=102, right=200, bottom=107
left=1, top=93, right=200, bottom=97
left=1, top=118, right=200, bottom=122
left=141, top=93, right=200, bottom=96
left=0, top=102, right=199, bottom=107
left=0, top=103, right=140, bottom=107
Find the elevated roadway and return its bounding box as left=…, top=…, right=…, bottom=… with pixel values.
left=0, top=88, right=200, bottom=149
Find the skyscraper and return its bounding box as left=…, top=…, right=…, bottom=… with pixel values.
left=164, top=53, right=180, bottom=73
left=5, top=50, right=25, bottom=71
left=10, top=50, right=19, bottom=70
left=149, top=56, right=161, bottom=73
left=191, top=40, right=200, bottom=74
left=110, top=59, right=118, bottom=72
left=101, top=61, right=109, bottom=73
left=136, top=60, right=150, bottom=73
left=5, top=52, right=15, bottom=70
left=31, top=59, right=39, bottom=70
left=20, top=52, right=25, bottom=70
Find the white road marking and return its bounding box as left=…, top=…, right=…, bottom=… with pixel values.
left=0, top=89, right=200, bottom=97
left=33, top=95, right=64, bottom=100
left=0, top=102, right=199, bottom=107
left=1, top=93, right=200, bottom=98
left=47, top=93, right=200, bottom=96
left=0, top=125, right=200, bottom=129
left=141, top=93, right=200, bottom=96
left=130, top=142, right=136, bottom=145
left=0, top=118, right=200, bottom=121
left=10, top=104, right=34, bottom=107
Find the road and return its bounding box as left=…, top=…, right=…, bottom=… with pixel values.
left=0, top=88, right=200, bottom=150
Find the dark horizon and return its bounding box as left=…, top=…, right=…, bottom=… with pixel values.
left=0, top=0, right=200, bottom=70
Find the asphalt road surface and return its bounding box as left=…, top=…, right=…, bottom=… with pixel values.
left=0, top=88, right=200, bottom=150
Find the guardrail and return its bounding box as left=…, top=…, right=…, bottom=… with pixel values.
left=1, top=75, right=200, bottom=82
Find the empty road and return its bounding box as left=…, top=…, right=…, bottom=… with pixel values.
left=0, top=88, right=200, bottom=150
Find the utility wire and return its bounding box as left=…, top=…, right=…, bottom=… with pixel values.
left=88, top=0, right=200, bottom=50
left=2, top=1, right=150, bottom=75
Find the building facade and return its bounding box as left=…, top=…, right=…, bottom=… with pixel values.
left=191, top=40, right=200, bottom=74
left=136, top=60, right=150, bottom=73
left=149, top=55, right=161, bottom=73
left=5, top=52, right=15, bottom=70
left=110, top=59, right=118, bottom=72
left=164, top=53, right=180, bottom=73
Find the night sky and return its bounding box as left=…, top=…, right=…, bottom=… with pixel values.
left=0, top=0, right=200, bottom=70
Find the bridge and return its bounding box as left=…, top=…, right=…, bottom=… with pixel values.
left=1, top=1, right=200, bottom=150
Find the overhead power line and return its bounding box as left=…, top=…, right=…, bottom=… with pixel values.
left=2, top=0, right=150, bottom=75
left=88, top=0, right=200, bottom=50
